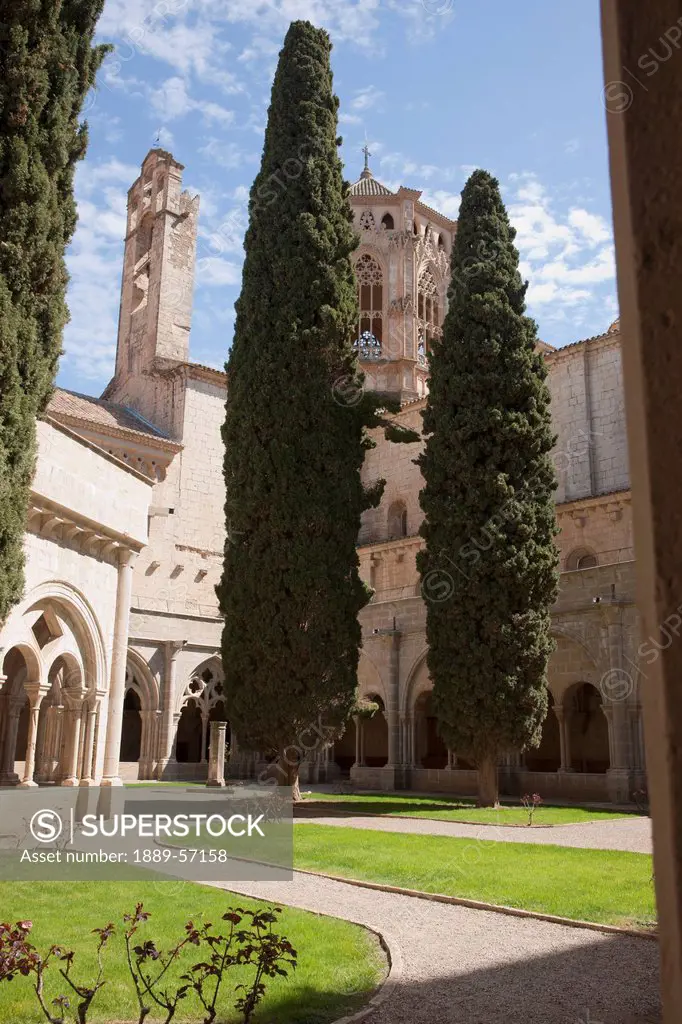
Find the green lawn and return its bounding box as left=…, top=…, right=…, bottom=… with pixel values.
left=0, top=881, right=386, bottom=1024
left=301, top=791, right=636, bottom=825
left=294, top=824, right=656, bottom=929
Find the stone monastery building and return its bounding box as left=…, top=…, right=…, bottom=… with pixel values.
left=0, top=149, right=643, bottom=804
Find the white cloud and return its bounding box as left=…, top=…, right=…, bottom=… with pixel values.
left=420, top=189, right=461, bottom=219
left=149, top=76, right=234, bottom=124
left=199, top=137, right=259, bottom=170
left=339, top=112, right=363, bottom=125
left=155, top=125, right=175, bottom=149
left=351, top=86, right=384, bottom=111
left=377, top=148, right=460, bottom=186
left=62, top=161, right=135, bottom=380
left=199, top=205, right=249, bottom=258
left=196, top=256, right=243, bottom=287
left=507, top=173, right=616, bottom=337
left=568, top=208, right=612, bottom=247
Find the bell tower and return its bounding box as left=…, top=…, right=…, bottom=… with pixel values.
left=348, top=152, right=456, bottom=402
left=109, top=149, right=200, bottom=387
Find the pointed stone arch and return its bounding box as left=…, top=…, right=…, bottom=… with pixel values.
left=176, top=658, right=228, bottom=765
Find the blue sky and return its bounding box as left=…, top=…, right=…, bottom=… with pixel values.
left=60, top=0, right=617, bottom=393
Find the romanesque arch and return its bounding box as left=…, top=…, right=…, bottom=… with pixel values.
left=0, top=582, right=107, bottom=786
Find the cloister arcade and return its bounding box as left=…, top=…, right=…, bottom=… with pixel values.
left=338, top=635, right=644, bottom=797
left=0, top=584, right=109, bottom=788
left=117, top=655, right=230, bottom=781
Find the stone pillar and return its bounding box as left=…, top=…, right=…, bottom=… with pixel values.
left=603, top=702, right=632, bottom=804
left=101, top=549, right=137, bottom=786
left=61, top=703, right=83, bottom=787
left=79, top=704, right=98, bottom=786
left=602, top=1, right=682, bottom=1012
left=386, top=631, right=401, bottom=769
left=38, top=705, right=63, bottom=783
left=200, top=713, right=208, bottom=764
left=156, top=640, right=185, bottom=778
left=554, top=705, right=573, bottom=772
left=0, top=677, right=8, bottom=778
left=19, top=685, right=46, bottom=787
left=0, top=692, right=24, bottom=786
left=206, top=721, right=227, bottom=788
left=408, top=714, right=416, bottom=768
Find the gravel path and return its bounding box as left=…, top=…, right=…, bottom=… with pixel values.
left=212, top=871, right=660, bottom=1024
left=295, top=814, right=653, bottom=853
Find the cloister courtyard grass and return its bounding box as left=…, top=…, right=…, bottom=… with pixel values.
left=299, top=792, right=637, bottom=826
left=293, top=825, right=656, bottom=930
left=0, top=881, right=386, bottom=1024
left=0, top=819, right=656, bottom=1023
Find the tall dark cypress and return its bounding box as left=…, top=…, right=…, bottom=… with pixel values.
left=0, top=1, right=108, bottom=624
left=218, top=21, right=414, bottom=800
left=417, top=170, right=559, bottom=807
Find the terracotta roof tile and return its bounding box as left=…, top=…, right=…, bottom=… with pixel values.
left=48, top=388, right=173, bottom=442
left=349, top=174, right=395, bottom=198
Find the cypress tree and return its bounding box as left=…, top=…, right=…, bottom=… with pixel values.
left=0, top=1, right=108, bottom=625
left=417, top=170, right=559, bottom=806
left=218, top=20, right=414, bottom=801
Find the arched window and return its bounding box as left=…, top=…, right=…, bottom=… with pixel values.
left=387, top=500, right=408, bottom=540
left=354, top=253, right=383, bottom=358
left=359, top=210, right=375, bottom=232
left=417, top=267, right=441, bottom=364
left=566, top=548, right=599, bottom=571
left=381, top=213, right=394, bottom=230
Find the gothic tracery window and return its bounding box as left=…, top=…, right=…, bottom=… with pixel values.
left=355, top=253, right=384, bottom=358
left=359, top=210, right=376, bottom=232
left=417, top=267, right=441, bottom=364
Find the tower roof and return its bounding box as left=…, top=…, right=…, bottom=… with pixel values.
left=348, top=174, right=395, bottom=197
left=349, top=144, right=395, bottom=197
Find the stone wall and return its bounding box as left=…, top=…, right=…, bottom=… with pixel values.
left=546, top=329, right=629, bottom=503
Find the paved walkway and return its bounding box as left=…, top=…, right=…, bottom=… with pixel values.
left=214, top=871, right=660, bottom=1024
left=295, top=813, right=653, bottom=853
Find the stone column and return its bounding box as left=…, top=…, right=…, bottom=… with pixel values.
left=353, top=716, right=361, bottom=768
left=156, top=640, right=185, bottom=778
left=79, top=704, right=98, bottom=786
left=19, top=685, right=46, bottom=787
left=554, top=705, right=573, bottom=772
left=101, top=548, right=137, bottom=786
left=408, top=714, right=416, bottom=768
left=603, top=701, right=632, bottom=804
left=206, top=721, right=227, bottom=787
left=200, top=713, right=208, bottom=764
left=0, top=693, right=25, bottom=786
left=61, top=703, right=83, bottom=787
left=0, top=677, right=8, bottom=776
left=386, top=631, right=401, bottom=769
left=38, top=705, right=63, bottom=783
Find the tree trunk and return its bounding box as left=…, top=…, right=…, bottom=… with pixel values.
left=278, top=754, right=301, bottom=803
left=477, top=755, right=499, bottom=807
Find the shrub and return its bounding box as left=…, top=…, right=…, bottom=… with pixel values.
left=0, top=902, right=297, bottom=1024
